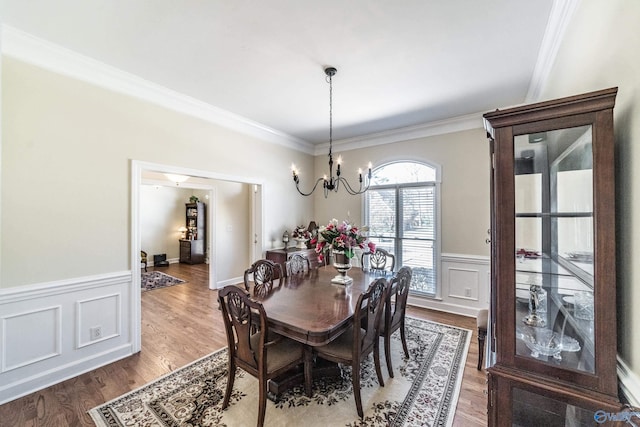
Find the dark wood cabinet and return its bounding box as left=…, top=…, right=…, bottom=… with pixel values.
left=483, top=88, right=623, bottom=425
left=180, top=202, right=205, bottom=264
left=265, top=247, right=323, bottom=277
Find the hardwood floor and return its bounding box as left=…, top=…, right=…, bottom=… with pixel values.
left=0, top=263, right=488, bottom=426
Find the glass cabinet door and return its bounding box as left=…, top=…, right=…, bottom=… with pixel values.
left=514, top=125, right=594, bottom=374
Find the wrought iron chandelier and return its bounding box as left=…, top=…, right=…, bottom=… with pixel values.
left=291, top=67, right=371, bottom=197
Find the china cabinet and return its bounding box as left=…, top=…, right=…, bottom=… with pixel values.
left=483, top=88, right=623, bottom=425
left=180, top=202, right=205, bottom=264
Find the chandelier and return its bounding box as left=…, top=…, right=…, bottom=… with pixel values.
left=291, top=67, right=371, bottom=197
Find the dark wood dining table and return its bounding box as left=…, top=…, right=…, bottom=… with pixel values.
left=247, top=265, right=389, bottom=396
left=255, top=265, right=383, bottom=345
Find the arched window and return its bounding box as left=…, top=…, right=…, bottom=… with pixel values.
left=364, top=161, right=440, bottom=297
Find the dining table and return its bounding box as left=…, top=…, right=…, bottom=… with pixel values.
left=247, top=264, right=391, bottom=396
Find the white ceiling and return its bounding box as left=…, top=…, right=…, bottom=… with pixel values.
left=2, top=0, right=562, bottom=147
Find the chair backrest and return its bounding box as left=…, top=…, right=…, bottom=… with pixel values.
left=286, top=254, right=311, bottom=276
left=353, top=278, right=388, bottom=356
left=243, top=259, right=283, bottom=297
left=218, top=285, right=267, bottom=371
left=361, top=248, right=395, bottom=273
left=387, top=266, right=412, bottom=328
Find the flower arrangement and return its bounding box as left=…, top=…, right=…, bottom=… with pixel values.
left=291, top=225, right=310, bottom=240
left=311, top=219, right=375, bottom=262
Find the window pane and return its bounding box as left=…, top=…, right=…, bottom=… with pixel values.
left=366, top=188, right=396, bottom=238
left=403, top=239, right=435, bottom=295
left=370, top=162, right=436, bottom=185
left=401, top=186, right=435, bottom=240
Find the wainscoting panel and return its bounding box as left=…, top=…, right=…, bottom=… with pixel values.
left=448, top=268, right=480, bottom=300
left=0, top=271, right=135, bottom=405
left=1, top=306, right=61, bottom=372
left=76, top=293, right=122, bottom=349
left=408, top=253, right=490, bottom=318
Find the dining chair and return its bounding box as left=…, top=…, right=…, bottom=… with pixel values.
left=313, top=277, right=388, bottom=418
left=140, top=250, right=148, bottom=272
left=380, top=266, right=412, bottom=378
left=218, top=285, right=312, bottom=427
left=243, top=259, right=284, bottom=297
left=360, top=248, right=395, bottom=274
left=285, top=253, right=311, bottom=276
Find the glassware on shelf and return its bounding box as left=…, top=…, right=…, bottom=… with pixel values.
left=574, top=291, right=594, bottom=320
left=523, top=276, right=547, bottom=327
left=517, top=326, right=581, bottom=360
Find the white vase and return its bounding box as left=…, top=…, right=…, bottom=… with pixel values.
left=294, top=238, right=308, bottom=249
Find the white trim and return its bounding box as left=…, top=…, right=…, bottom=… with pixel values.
left=1, top=306, right=62, bottom=372
left=0, top=25, right=314, bottom=155
left=0, top=271, right=132, bottom=303
left=76, top=293, right=122, bottom=349
left=1, top=24, right=488, bottom=156
left=0, top=272, right=134, bottom=404
left=618, top=356, right=640, bottom=407
left=441, top=253, right=490, bottom=265
left=408, top=295, right=480, bottom=318
left=0, top=344, right=132, bottom=405
left=315, top=112, right=484, bottom=155
left=217, top=276, right=244, bottom=289
left=526, top=0, right=581, bottom=103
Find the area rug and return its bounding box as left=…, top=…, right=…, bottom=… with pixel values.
left=89, top=317, right=470, bottom=426
left=141, top=271, right=186, bottom=292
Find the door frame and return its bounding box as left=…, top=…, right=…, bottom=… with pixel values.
left=130, top=160, right=264, bottom=352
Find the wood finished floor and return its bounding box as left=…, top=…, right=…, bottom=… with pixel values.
left=0, top=263, right=488, bottom=426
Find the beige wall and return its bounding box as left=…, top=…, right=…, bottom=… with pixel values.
left=538, top=0, right=640, bottom=379
left=313, top=128, right=490, bottom=257
left=1, top=57, right=314, bottom=287
left=140, top=185, right=193, bottom=261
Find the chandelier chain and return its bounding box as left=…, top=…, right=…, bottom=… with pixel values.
left=329, top=71, right=333, bottom=157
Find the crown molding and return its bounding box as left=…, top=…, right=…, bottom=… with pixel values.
left=315, top=112, right=484, bottom=155
left=526, top=0, right=581, bottom=103
left=2, top=24, right=495, bottom=157
left=1, top=25, right=315, bottom=155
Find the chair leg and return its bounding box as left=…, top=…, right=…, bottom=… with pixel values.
left=222, top=362, right=236, bottom=409
left=304, top=345, right=313, bottom=397
left=352, top=362, right=364, bottom=418
left=400, top=320, right=410, bottom=358
left=374, top=341, right=385, bottom=387
left=384, top=331, right=394, bottom=378
left=258, top=376, right=267, bottom=427
left=477, top=327, right=487, bottom=370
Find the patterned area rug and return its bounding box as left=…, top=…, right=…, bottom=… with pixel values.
left=89, top=317, right=470, bottom=426
left=141, top=271, right=186, bottom=292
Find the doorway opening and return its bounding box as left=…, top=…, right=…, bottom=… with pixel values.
left=130, top=160, right=264, bottom=352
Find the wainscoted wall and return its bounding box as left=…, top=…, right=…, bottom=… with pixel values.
left=0, top=271, right=134, bottom=405
left=408, top=253, right=490, bottom=318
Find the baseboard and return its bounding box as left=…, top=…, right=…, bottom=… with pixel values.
left=216, top=276, right=243, bottom=289
left=408, top=295, right=480, bottom=318
left=0, top=344, right=133, bottom=405
left=618, top=356, right=640, bottom=407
